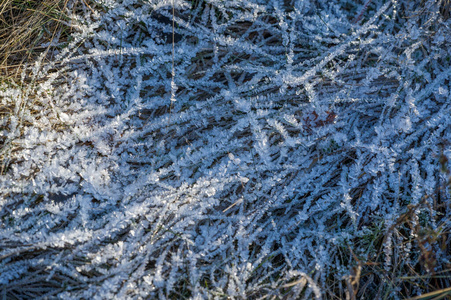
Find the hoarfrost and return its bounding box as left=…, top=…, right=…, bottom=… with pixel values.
left=1, top=0, right=450, bottom=298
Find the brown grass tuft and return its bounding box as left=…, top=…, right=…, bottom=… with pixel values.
left=0, top=0, right=97, bottom=79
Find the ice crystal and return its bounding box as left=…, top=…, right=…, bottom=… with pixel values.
left=1, top=0, right=450, bottom=298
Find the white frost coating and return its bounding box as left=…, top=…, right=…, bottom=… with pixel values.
left=0, top=0, right=450, bottom=298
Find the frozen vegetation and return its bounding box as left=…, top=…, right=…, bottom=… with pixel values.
left=1, top=0, right=450, bottom=298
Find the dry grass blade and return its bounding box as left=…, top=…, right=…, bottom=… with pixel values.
left=440, top=0, right=451, bottom=19
left=0, top=0, right=91, bottom=79
left=405, top=286, right=451, bottom=300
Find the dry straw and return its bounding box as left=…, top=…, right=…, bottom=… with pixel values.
left=0, top=0, right=95, bottom=79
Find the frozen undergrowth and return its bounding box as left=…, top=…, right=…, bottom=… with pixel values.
left=0, top=0, right=450, bottom=298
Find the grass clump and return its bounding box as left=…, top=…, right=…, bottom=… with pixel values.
left=0, top=0, right=98, bottom=79
left=0, top=0, right=450, bottom=299
left=0, top=0, right=69, bottom=78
